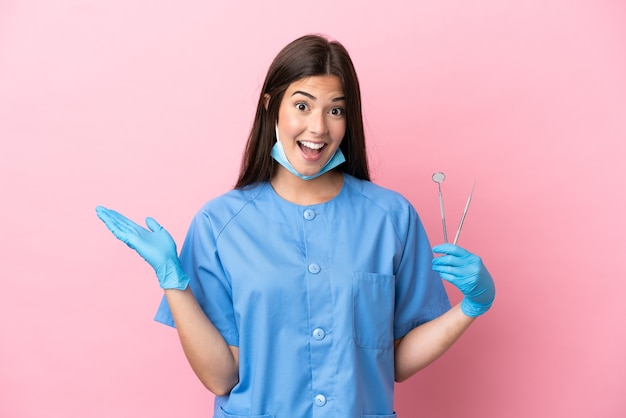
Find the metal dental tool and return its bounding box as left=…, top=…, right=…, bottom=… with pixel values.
left=432, top=172, right=448, bottom=243
left=432, top=172, right=476, bottom=245
left=453, top=180, right=476, bottom=245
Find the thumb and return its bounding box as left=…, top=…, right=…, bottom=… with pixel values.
left=145, top=217, right=163, bottom=233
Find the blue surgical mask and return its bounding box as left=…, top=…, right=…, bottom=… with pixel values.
left=270, top=125, right=345, bottom=180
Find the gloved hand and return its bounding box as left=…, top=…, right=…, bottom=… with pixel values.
left=95, top=206, right=190, bottom=290
left=432, top=244, right=495, bottom=317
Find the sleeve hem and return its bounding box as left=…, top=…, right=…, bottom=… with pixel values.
left=152, top=312, right=240, bottom=348
left=154, top=311, right=176, bottom=328
left=394, top=300, right=452, bottom=340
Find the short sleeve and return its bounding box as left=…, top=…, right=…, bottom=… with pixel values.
left=393, top=204, right=451, bottom=339
left=154, top=209, right=239, bottom=347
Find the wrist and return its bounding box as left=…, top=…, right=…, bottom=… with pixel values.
left=460, top=298, right=493, bottom=317
left=156, top=259, right=190, bottom=290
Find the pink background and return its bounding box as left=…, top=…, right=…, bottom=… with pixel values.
left=1, top=1, right=625, bottom=417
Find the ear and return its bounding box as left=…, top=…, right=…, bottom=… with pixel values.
left=263, top=94, right=270, bottom=110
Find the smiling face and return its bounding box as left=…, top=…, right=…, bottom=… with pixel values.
left=276, top=75, right=347, bottom=178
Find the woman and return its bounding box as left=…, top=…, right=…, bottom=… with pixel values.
left=96, top=34, right=495, bottom=418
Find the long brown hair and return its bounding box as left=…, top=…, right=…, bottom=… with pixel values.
left=235, top=34, right=369, bottom=188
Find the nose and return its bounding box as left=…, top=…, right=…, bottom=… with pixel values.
left=308, top=111, right=328, bottom=136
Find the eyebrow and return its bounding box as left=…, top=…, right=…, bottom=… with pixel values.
left=291, top=90, right=345, bottom=102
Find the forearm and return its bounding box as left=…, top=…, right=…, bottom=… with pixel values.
left=164, top=288, right=239, bottom=396
left=394, top=303, right=474, bottom=382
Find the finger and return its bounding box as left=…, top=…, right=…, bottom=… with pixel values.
left=96, top=207, right=123, bottom=232
left=108, top=209, right=145, bottom=233
left=95, top=207, right=143, bottom=243
left=96, top=206, right=126, bottom=226
left=432, top=252, right=478, bottom=267
left=431, top=264, right=467, bottom=279
left=100, top=213, right=132, bottom=243
left=432, top=243, right=472, bottom=257
left=95, top=205, right=112, bottom=224
left=438, top=273, right=463, bottom=286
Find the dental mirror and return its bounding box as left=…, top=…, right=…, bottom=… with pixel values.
left=432, top=172, right=445, bottom=184
left=432, top=172, right=448, bottom=243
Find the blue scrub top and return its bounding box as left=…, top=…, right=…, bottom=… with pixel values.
left=155, top=173, right=450, bottom=418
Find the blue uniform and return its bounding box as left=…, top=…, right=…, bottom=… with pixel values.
left=155, top=173, right=450, bottom=418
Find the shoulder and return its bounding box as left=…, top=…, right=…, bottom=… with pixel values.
left=342, top=174, right=423, bottom=240
left=191, top=182, right=269, bottom=235
left=343, top=174, right=415, bottom=214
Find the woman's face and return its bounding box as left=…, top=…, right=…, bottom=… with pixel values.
left=276, top=75, right=346, bottom=178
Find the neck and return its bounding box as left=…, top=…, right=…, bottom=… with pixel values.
left=270, top=167, right=344, bottom=205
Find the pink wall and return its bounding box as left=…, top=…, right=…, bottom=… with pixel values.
left=1, top=1, right=624, bottom=417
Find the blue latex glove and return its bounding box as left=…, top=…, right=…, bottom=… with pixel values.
left=432, top=244, right=495, bottom=317
left=95, top=206, right=189, bottom=290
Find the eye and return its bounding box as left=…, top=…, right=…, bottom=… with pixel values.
left=329, top=107, right=344, bottom=117
left=295, top=102, right=309, bottom=111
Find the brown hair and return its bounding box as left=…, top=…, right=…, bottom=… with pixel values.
left=235, top=34, right=369, bottom=188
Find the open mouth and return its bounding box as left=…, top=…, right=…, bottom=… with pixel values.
left=298, top=140, right=326, bottom=156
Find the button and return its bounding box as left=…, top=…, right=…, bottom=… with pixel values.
left=303, top=209, right=316, bottom=220
left=308, top=263, right=321, bottom=274
left=312, top=328, right=325, bottom=340
left=314, top=394, right=327, bottom=407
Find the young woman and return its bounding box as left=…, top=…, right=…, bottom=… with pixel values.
left=96, top=34, right=495, bottom=418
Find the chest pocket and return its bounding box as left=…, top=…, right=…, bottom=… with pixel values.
left=352, top=272, right=395, bottom=349
left=216, top=407, right=274, bottom=418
